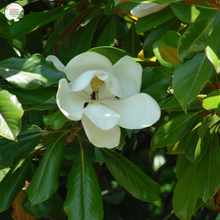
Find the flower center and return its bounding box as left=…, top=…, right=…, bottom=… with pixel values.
left=90, top=76, right=104, bottom=100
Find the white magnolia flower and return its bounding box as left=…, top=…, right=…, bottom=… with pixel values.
left=46, top=52, right=161, bottom=149
left=131, top=2, right=169, bottom=18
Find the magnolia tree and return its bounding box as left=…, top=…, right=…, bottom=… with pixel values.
left=0, top=0, right=220, bottom=219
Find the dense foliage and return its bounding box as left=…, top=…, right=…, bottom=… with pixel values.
left=1, top=0, right=220, bottom=219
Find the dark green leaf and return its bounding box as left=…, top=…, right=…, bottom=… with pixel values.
left=0, top=14, right=10, bottom=39
left=0, top=38, right=19, bottom=61
left=22, top=195, right=52, bottom=218
left=95, top=147, right=104, bottom=165
left=43, top=110, right=70, bottom=130
left=100, top=149, right=160, bottom=202
left=0, top=90, right=23, bottom=141
left=89, top=47, right=131, bottom=64
left=143, top=17, right=179, bottom=58
left=173, top=52, right=215, bottom=113
left=194, top=132, right=220, bottom=201
left=64, top=151, right=104, bottom=220
left=151, top=112, right=197, bottom=149
left=0, top=54, right=65, bottom=89
left=141, top=67, right=170, bottom=102
left=0, top=154, right=33, bottom=212
left=6, top=86, right=57, bottom=105
left=172, top=154, right=198, bottom=220
left=59, top=15, right=101, bottom=65
left=0, top=129, right=43, bottom=169
left=97, top=15, right=116, bottom=47
left=170, top=2, right=216, bottom=23
left=122, top=22, right=142, bottom=57
left=185, top=124, right=210, bottom=163
left=159, top=96, right=181, bottom=110
left=63, top=139, right=97, bottom=163
left=9, top=4, right=77, bottom=39
left=178, top=18, right=215, bottom=61
left=136, top=6, right=175, bottom=33
left=26, top=134, right=66, bottom=205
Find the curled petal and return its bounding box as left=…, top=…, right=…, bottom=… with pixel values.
left=101, top=93, right=161, bottom=129
left=131, top=2, right=169, bottom=18
left=56, top=78, right=88, bottom=121
left=71, top=70, right=124, bottom=98
left=82, top=115, right=120, bottom=149
left=65, top=52, right=114, bottom=82
left=46, top=55, right=65, bottom=72
left=71, top=70, right=98, bottom=92
left=83, top=103, right=120, bottom=130
left=113, top=56, right=142, bottom=98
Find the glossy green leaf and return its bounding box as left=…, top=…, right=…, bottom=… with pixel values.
left=159, top=96, right=181, bottom=110
left=100, top=149, right=160, bottom=202
left=23, top=99, right=58, bottom=111
left=170, top=2, right=200, bottom=23
left=203, top=90, right=220, bottom=111
left=6, top=86, right=57, bottom=105
left=0, top=168, right=10, bottom=181
left=143, top=18, right=179, bottom=58
left=153, top=31, right=180, bottom=72
left=141, top=67, right=170, bottom=102
left=136, top=6, right=175, bottom=33
left=0, top=38, right=19, bottom=61
left=173, top=154, right=199, bottom=220
left=173, top=52, right=215, bottom=113
left=97, top=15, right=116, bottom=47
left=185, top=124, right=210, bottom=163
left=170, top=2, right=216, bottom=23
left=151, top=112, right=197, bottom=149
left=43, top=110, right=70, bottom=130
left=0, top=90, right=23, bottom=141
left=0, top=54, right=65, bottom=89
left=22, top=192, right=64, bottom=219
left=47, top=192, right=65, bottom=220
left=166, top=135, right=188, bottom=155
left=63, top=140, right=97, bottom=164
left=64, top=151, right=104, bottom=220
left=0, top=129, right=43, bottom=169
left=9, top=4, right=76, bottom=39
left=178, top=18, right=215, bottom=61
left=205, top=22, right=220, bottom=73
left=22, top=195, right=52, bottom=218
left=95, top=147, right=104, bottom=165
left=59, top=15, right=101, bottom=65
left=89, top=46, right=131, bottom=64
left=26, top=134, right=66, bottom=205
left=194, top=132, right=220, bottom=201
left=0, top=154, right=33, bottom=212
left=122, top=22, right=142, bottom=57
left=54, top=6, right=97, bottom=56
left=0, top=14, right=10, bottom=39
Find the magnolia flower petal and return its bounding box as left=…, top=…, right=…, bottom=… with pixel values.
left=102, top=93, right=161, bottom=129
left=113, top=56, right=142, bottom=98
left=65, top=52, right=114, bottom=82
left=83, top=103, right=120, bottom=130
left=131, top=2, right=169, bottom=18
left=57, top=78, right=88, bottom=121
left=82, top=114, right=121, bottom=148
left=71, top=70, right=98, bottom=92
left=46, top=55, right=65, bottom=72
left=98, top=72, right=124, bottom=98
